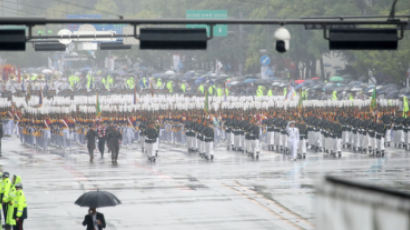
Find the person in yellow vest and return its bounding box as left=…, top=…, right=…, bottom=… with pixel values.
left=216, top=87, right=224, bottom=97
left=0, top=172, right=3, bottom=222
left=166, top=81, right=174, bottom=93
left=126, top=77, right=135, bottom=89
left=332, top=90, right=338, bottom=100
left=1, top=172, right=11, bottom=224
left=208, top=85, right=214, bottom=95
left=256, top=85, right=264, bottom=97
left=101, top=75, right=114, bottom=90
left=68, top=74, right=80, bottom=89
left=156, top=78, right=163, bottom=89
left=142, top=77, right=147, bottom=88
left=267, top=89, right=273, bottom=96
left=225, top=87, right=229, bottom=97
left=301, top=89, right=308, bottom=100
left=198, top=84, right=205, bottom=95
left=86, top=73, right=94, bottom=90
left=283, top=87, right=288, bottom=97
left=180, top=82, right=186, bottom=93
left=30, top=74, right=38, bottom=81
left=101, top=76, right=107, bottom=90
left=15, top=183, right=27, bottom=230
left=4, top=175, right=21, bottom=229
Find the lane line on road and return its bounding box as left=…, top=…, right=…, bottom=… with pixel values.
left=223, top=183, right=306, bottom=230
left=235, top=180, right=315, bottom=228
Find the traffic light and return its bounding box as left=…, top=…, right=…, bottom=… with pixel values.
left=99, top=42, right=132, bottom=50
left=139, top=28, right=207, bottom=50
left=329, top=28, right=398, bottom=50
left=34, top=41, right=66, bottom=51
left=0, top=29, right=26, bottom=51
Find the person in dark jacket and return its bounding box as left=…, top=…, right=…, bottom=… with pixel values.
left=96, top=121, right=106, bottom=158
left=106, top=126, right=122, bottom=163
left=82, top=208, right=106, bottom=230
left=144, top=125, right=159, bottom=160
left=105, top=123, right=115, bottom=153
left=86, top=126, right=97, bottom=162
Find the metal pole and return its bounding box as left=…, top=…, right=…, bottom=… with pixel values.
left=0, top=17, right=406, bottom=26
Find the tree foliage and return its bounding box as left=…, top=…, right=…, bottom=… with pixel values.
left=6, top=0, right=410, bottom=82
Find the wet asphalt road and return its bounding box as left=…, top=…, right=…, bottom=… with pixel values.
left=2, top=137, right=410, bottom=230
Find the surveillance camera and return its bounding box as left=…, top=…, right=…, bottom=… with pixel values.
left=274, top=27, right=291, bottom=53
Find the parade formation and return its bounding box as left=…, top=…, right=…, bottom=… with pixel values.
left=0, top=66, right=409, bottom=230
left=0, top=81, right=407, bottom=163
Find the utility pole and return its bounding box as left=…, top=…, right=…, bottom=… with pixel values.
left=239, top=10, right=244, bottom=75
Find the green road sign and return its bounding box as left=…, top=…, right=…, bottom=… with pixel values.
left=186, top=10, right=228, bottom=37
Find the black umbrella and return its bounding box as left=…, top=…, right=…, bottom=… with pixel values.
left=75, top=190, right=121, bottom=208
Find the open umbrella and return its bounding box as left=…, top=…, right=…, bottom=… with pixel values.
left=243, top=78, right=257, bottom=84
left=75, top=190, right=121, bottom=208
left=227, top=80, right=240, bottom=86
left=194, top=76, right=206, bottom=85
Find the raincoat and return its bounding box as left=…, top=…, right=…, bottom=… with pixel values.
left=180, top=83, right=186, bottom=93
left=256, top=86, right=264, bottom=97
left=86, top=74, right=94, bottom=90
left=166, top=81, right=174, bottom=93
left=126, top=77, right=135, bottom=89
left=208, top=85, right=214, bottom=95
left=332, top=91, right=338, bottom=100
left=198, top=85, right=205, bottom=94
left=216, top=88, right=223, bottom=97
left=156, top=78, right=162, bottom=89
left=68, top=75, right=80, bottom=88
left=5, top=176, right=21, bottom=226
left=2, top=177, right=11, bottom=203
left=15, top=187, right=27, bottom=220
left=102, top=75, right=114, bottom=90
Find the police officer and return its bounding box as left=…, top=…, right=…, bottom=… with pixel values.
left=4, top=175, right=21, bottom=230
left=15, top=183, right=27, bottom=230
left=1, top=172, right=11, bottom=224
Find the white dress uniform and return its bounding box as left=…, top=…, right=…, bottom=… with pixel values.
left=286, top=122, right=300, bottom=160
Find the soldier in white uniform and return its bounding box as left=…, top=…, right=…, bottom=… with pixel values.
left=286, top=121, right=300, bottom=161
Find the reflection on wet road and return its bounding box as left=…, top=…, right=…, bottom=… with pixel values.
left=3, top=137, right=410, bottom=230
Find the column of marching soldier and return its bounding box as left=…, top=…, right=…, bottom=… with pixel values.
left=223, top=114, right=396, bottom=160
left=183, top=109, right=409, bottom=161
left=4, top=106, right=410, bottom=162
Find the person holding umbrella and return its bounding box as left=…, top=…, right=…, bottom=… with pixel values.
left=82, top=207, right=106, bottom=230
left=76, top=190, right=120, bottom=230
